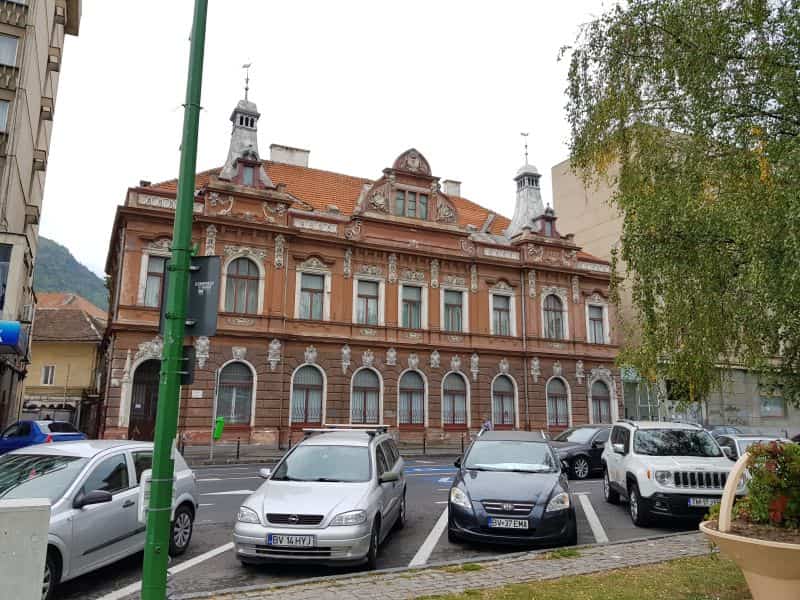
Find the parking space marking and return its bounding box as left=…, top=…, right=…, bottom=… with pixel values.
left=434, top=501, right=448, bottom=504
left=408, top=507, right=449, bottom=567
left=576, top=492, right=609, bottom=544
left=95, top=542, right=234, bottom=600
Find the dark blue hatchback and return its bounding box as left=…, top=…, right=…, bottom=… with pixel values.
left=448, top=430, right=577, bottom=547
left=0, top=420, right=86, bottom=454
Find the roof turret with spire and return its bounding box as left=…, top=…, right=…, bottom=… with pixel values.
left=505, top=134, right=545, bottom=238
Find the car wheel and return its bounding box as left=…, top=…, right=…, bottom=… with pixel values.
left=571, top=456, right=590, bottom=480
left=564, top=516, right=578, bottom=546
left=169, top=505, right=194, bottom=556
left=366, top=519, right=380, bottom=570
left=603, top=469, right=620, bottom=504
left=447, top=527, right=460, bottom=544
left=628, top=483, right=651, bottom=527
left=42, top=551, right=59, bottom=600
left=394, top=490, right=407, bottom=531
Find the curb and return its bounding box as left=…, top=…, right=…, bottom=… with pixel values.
left=173, top=530, right=706, bottom=599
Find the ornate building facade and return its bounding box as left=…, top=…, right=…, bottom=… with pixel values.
left=101, top=95, right=620, bottom=446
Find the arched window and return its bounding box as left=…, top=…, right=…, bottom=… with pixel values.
left=225, top=257, right=259, bottom=314
left=399, top=371, right=424, bottom=426
left=291, top=366, right=323, bottom=425
left=544, top=294, right=564, bottom=339
left=547, top=378, right=569, bottom=427
left=352, top=369, right=380, bottom=424
left=492, top=375, right=515, bottom=427
left=217, top=362, right=253, bottom=424
left=591, top=380, right=612, bottom=424
left=442, top=373, right=467, bottom=427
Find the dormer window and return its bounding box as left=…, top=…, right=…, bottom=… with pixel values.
left=393, top=190, right=428, bottom=220
left=242, top=165, right=254, bottom=186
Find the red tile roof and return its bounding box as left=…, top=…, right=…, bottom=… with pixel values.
left=37, top=293, right=106, bottom=321
left=33, top=307, right=105, bottom=343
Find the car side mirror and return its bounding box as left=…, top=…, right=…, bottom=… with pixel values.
left=454, top=457, right=462, bottom=468
left=379, top=471, right=399, bottom=484
left=592, top=440, right=604, bottom=448
left=612, top=443, right=625, bottom=454
left=73, top=490, right=112, bottom=509
left=561, top=460, right=570, bottom=473
left=259, top=468, right=271, bottom=479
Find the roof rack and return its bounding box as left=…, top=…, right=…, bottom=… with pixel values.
left=302, top=424, right=390, bottom=438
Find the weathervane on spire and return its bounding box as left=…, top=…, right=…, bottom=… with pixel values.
left=242, top=63, right=252, bottom=100
left=521, top=132, right=529, bottom=165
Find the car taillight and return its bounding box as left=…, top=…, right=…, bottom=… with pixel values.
left=45, top=434, right=53, bottom=443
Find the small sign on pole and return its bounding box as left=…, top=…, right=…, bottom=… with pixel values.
left=138, top=469, right=152, bottom=525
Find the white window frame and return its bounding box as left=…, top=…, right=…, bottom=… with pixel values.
left=349, top=367, right=383, bottom=425
left=440, top=286, right=469, bottom=333
left=587, top=375, right=618, bottom=424
left=397, top=282, right=428, bottom=329
left=545, top=375, right=573, bottom=428
left=219, top=253, right=266, bottom=315
left=42, top=364, right=55, bottom=386
left=489, top=286, right=516, bottom=336
left=137, top=245, right=171, bottom=306
left=294, top=260, right=332, bottom=321
left=288, top=363, right=327, bottom=426
left=396, top=368, right=429, bottom=427
left=490, top=373, right=519, bottom=428
left=440, top=370, right=471, bottom=428
left=213, top=359, right=258, bottom=427
left=585, top=295, right=610, bottom=345
left=540, top=287, right=569, bottom=340
left=353, top=276, right=385, bottom=326
left=0, top=34, right=18, bottom=68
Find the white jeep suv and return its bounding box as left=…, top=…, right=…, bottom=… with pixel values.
left=602, top=421, right=742, bottom=526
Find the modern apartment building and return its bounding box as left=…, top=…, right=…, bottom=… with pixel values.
left=0, top=0, right=82, bottom=427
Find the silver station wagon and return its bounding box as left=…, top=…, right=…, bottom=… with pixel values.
left=0, top=440, right=199, bottom=600
left=234, top=426, right=406, bottom=569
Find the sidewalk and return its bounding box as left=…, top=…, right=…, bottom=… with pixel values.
left=176, top=532, right=711, bottom=600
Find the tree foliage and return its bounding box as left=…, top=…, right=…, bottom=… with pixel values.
left=564, top=0, right=800, bottom=405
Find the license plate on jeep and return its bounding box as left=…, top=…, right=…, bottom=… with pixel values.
left=488, top=518, right=529, bottom=529
left=688, top=497, right=720, bottom=508
left=267, top=534, right=315, bottom=547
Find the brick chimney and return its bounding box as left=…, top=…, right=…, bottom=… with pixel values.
left=442, top=179, right=461, bottom=197
left=270, top=144, right=310, bottom=168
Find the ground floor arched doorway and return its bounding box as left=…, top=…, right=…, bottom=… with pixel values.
left=128, top=360, right=160, bottom=440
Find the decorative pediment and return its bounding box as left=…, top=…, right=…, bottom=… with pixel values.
left=297, top=256, right=330, bottom=273
left=392, top=148, right=432, bottom=176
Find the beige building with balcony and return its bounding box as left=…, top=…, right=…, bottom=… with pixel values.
left=0, top=0, right=81, bottom=427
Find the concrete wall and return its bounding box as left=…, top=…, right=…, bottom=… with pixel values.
left=0, top=498, right=50, bottom=600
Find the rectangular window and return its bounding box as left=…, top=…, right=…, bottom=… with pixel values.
left=392, top=190, right=428, bottom=220
left=588, top=305, right=605, bottom=344
left=42, top=365, right=55, bottom=385
left=444, top=290, right=463, bottom=332
left=0, top=100, right=9, bottom=133
left=0, top=35, right=18, bottom=67
left=300, top=273, right=324, bottom=320
left=406, top=192, right=416, bottom=217
left=418, top=194, right=428, bottom=219
left=356, top=280, right=379, bottom=325
left=143, top=256, right=167, bottom=308
left=492, top=295, right=510, bottom=336
left=394, top=190, right=405, bottom=217
left=760, top=394, right=785, bottom=418
left=242, top=166, right=254, bottom=186
left=401, top=285, right=422, bottom=329
left=0, top=243, right=10, bottom=311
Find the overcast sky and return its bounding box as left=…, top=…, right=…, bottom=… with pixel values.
left=42, top=0, right=610, bottom=276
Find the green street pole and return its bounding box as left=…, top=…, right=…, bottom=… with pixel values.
left=141, top=1, right=208, bottom=598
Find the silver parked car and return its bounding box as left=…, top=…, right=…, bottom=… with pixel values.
left=234, top=427, right=406, bottom=569
left=0, top=440, right=199, bottom=600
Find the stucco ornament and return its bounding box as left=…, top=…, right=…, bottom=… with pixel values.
left=498, top=358, right=510, bottom=374
left=408, top=353, right=420, bottom=370
left=436, top=199, right=456, bottom=223
left=470, top=264, right=478, bottom=293
left=121, top=349, right=133, bottom=384
left=135, top=336, right=163, bottom=361
left=362, top=349, right=375, bottom=368
left=343, top=248, right=353, bottom=278
left=204, top=225, right=217, bottom=256
left=341, top=344, right=351, bottom=374
left=232, top=346, right=247, bottom=361
left=451, top=355, right=462, bottom=372
left=386, top=348, right=397, bottom=366
left=370, top=191, right=387, bottom=212
left=224, top=245, right=267, bottom=262
left=531, top=356, right=541, bottom=383
left=430, top=350, right=441, bottom=369
left=470, top=353, right=480, bottom=381
left=553, top=361, right=562, bottom=377
left=528, top=244, right=544, bottom=262
left=572, top=276, right=580, bottom=303
left=388, top=254, right=398, bottom=283
left=195, top=336, right=210, bottom=368
left=274, top=235, right=285, bottom=269
left=576, top=360, right=585, bottom=384
left=562, top=249, right=578, bottom=266
left=430, top=259, right=440, bottom=288
left=268, top=339, right=282, bottom=371
left=460, top=238, right=476, bottom=256
left=304, top=345, right=318, bottom=364
left=345, top=219, right=363, bottom=240
left=528, top=270, right=536, bottom=298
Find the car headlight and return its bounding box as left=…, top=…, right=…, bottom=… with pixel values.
left=237, top=506, right=260, bottom=524
left=450, top=487, right=472, bottom=510
left=654, top=471, right=673, bottom=486
left=545, top=491, right=570, bottom=512
left=330, top=510, right=367, bottom=526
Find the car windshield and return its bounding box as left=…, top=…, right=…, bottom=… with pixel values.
left=553, top=428, right=600, bottom=444
left=464, top=441, right=558, bottom=472
left=39, top=422, right=79, bottom=434
left=0, top=454, right=88, bottom=502
left=271, top=445, right=370, bottom=482
left=633, top=429, right=722, bottom=457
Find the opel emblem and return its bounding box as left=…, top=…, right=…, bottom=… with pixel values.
left=288, top=514, right=300, bottom=524
left=502, top=503, right=514, bottom=512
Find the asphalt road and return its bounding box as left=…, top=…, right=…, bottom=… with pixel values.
left=53, top=458, right=696, bottom=600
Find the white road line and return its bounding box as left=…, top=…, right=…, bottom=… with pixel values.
left=437, top=477, right=452, bottom=483
left=434, top=501, right=448, bottom=505
left=577, top=493, right=609, bottom=544
left=408, top=507, right=448, bottom=567
left=201, top=489, right=254, bottom=496
left=95, top=542, right=234, bottom=600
